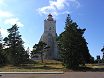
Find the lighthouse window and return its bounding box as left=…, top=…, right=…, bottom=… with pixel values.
left=49, top=27, right=51, bottom=30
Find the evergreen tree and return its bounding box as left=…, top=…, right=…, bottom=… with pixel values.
left=0, top=32, right=5, bottom=65
left=57, top=14, right=92, bottom=69
left=31, top=41, right=49, bottom=63
left=77, top=28, right=94, bottom=63
left=101, top=46, right=104, bottom=62
left=3, top=24, right=29, bottom=65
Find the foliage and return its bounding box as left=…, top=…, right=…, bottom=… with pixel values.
left=101, top=46, right=104, bottom=62
left=3, top=24, right=29, bottom=65
left=0, top=33, right=6, bottom=66
left=31, top=41, right=50, bottom=63
left=0, top=43, right=6, bottom=66
left=101, top=47, right=104, bottom=52
left=57, top=14, right=93, bottom=69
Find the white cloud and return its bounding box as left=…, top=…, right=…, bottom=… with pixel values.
left=0, top=0, right=5, bottom=5
left=0, top=10, right=13, bottom=17
left=61, top=11, right=71, bottom=14
left=4, top=18, right=24, bottom=27
left=49, top=0, right=68, bottom=10
left=0, top=0, right=6, bottom=7
left=0, top=0, right=24, bottom=28
left=0, top=10, right=24, bottom=27
left=0, top=28, right=8, bottom=37
left=37, top=0, right=80, bottom=16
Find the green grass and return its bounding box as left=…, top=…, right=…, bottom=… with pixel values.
left=0, top=60, right=104, bottom=72
left=86, top=64, right=104, bottom=68
left=76, top=64, right=104, bottom=72
left=0, top=60, right=64, bottom=72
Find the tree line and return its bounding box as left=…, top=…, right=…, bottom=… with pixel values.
left=0, top=24, right=29, bottom=66
left=0, top=14, right=98, bottom=69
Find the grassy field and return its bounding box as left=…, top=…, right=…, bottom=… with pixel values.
left=85, top=63, right=104, bottom=71
left=0, top=60, right=64, bottom=72
left=64, top=64, right=104, bottom=72
left=0, top=60, right=104, bottom=72
left=86, top=64, right=104, bottom=68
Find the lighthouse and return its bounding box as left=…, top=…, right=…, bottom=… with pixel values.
left=40, top=14, right=58, bottom=59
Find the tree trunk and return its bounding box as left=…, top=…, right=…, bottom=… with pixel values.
left=41, top=53, right=43, bottom=63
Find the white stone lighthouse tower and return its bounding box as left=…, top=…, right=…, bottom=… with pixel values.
left=40, top=14, right=58, bottom=59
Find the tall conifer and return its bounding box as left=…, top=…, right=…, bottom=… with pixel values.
left=3, top=24, right=29, bottom=65
left=58, top=14, right=93, bottom=69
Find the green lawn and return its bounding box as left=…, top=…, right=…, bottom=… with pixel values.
left=0, top=60, right=64, bottom=72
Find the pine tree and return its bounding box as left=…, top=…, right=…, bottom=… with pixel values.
left=0, top=31, right=5, bottom=65
left=101, top=46, right=104, bottom=62
left=57, top=14, right=92, bottom=69
left=3, top=24, right=29, bottom=65
left=31, top=41, right=50, bottom=63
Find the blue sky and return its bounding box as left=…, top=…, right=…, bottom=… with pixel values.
left=0, top=0, right=104, bottom=59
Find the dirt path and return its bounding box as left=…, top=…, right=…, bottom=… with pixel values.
left=0, top=72, right=104, bottom=78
